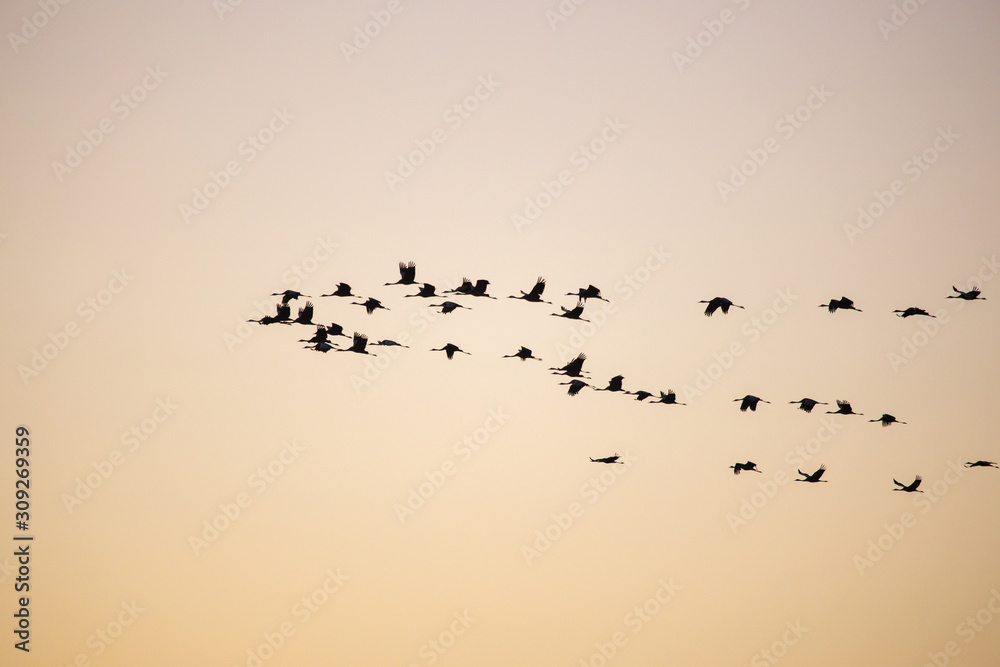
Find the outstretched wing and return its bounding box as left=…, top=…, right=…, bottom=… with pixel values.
left=530, top=277, right=546, bottom=297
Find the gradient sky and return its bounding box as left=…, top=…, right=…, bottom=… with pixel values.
left=3, top=1, right=1000, bottom=665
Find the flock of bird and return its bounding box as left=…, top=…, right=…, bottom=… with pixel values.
left=249, top=261, right=995, bottom=492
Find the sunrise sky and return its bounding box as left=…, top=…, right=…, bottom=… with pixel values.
left=3, top=1, right=1000, bottom=665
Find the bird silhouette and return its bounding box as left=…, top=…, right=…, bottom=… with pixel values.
left=735, top=395, right=769, bottom=412
left=870, top=413, right=906, bottom=427
left=249, top=302, right=291, bottom=325
left=590, top=454, right=623, bottom=464
left=429, top=301, right=469, bottom=314
left=371, top=339, right=409, bottom=348
left=320, top=283, right=355, bottom=297
left=405, top=283, right=437, bottom=298
left=560, top=379, right=589, bottom=396
left=567, top=285, right=608, bottom=302
left=444, top=277, right=474, bottom=295
left=965, top=461, right=998, bottom=468
left=827, top=400, right=862, bottom=416
left=339, top=332, right=372, bottom=355
left=790, top=398, right=828, bottom=413
left=947, top=286, right=985, bottom=301
left=627, top=390, right=653, bottom=401
left=352, top=297, right=389, bottom=315
left=730, top=461, right=761, bottom=475
left=430, top=343, right=470, bottom=360
left=893, top=476, right=923, bottom=492
left=324, top=323, right=351, bottom=338
left=470, top=279, right=495, bottom=298
left=819, top=297, right=862, bottom=312
left=271, top=290, right=309, bottom=304
left=796, top=465, right=828, bottom=483
left=299, top=325, right=329, bottom=344
left=699, top=297, right=744, bottom=316
left=288, top=301, right=315, bottom=325
left=596, top=375, right=626, bottom=392
left=303, top=340, right=338, bottom=353
left=510, top=277, right=551, bottom=303
left=652, top=390, right=685, bottom=405
left=894, top=307, right=935, bottom=318
left=552, top=299, right=589, bottom=322
left=550, top=353, right=588, bottom=377
left=503, top=346, right=541, bottom=361
left=385, top=261, right=417, bottom=286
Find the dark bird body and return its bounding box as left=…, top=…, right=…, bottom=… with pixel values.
left=827, top=400, right=862, bottom=416
left=652, top=390, right=685, bottom=405
left=790, top=398, right=827, bottom=413
left=552, top=299, right=589, bottom=322
left=730, top=461, right=761, bottom=475
left=271, top=290, right=309, bottom=304
left=870, top=413, right=905, bottom=427
left=510, top=277, right=550, bottom=303
left=948, top=286, right=985, bottom=301
left=503, top=346, right=540, bottom=361
left=430, top=301, right=469, bottom=314
left=700, top=297, right=744, bottom=316
left=796, top=465, right=828, bottom=483
left=894, top=307, right=935, bottom=318
left=735, top=395, right=769, bottom=412
left=893, top=476, right=923, bottom=492
left=560, top=379, right=589, bottom=396
left=320, top=283, right=355, bottom=297
left=353, top=297, right=389, bottom=315
left=385, top=261, right=417, bottom=286
left=431, top=343, right=470, bottom=360
left=550, top=353, right=588, bottom=377
left=819, top=297, right=862, bottom=312
left=405, top=283, right=437, bottom=298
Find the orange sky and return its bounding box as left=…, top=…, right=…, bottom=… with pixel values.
left=2, top=1, right=1000, bottom=665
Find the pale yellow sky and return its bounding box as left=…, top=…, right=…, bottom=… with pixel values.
left=3, top=1, right=1000, bottom=665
